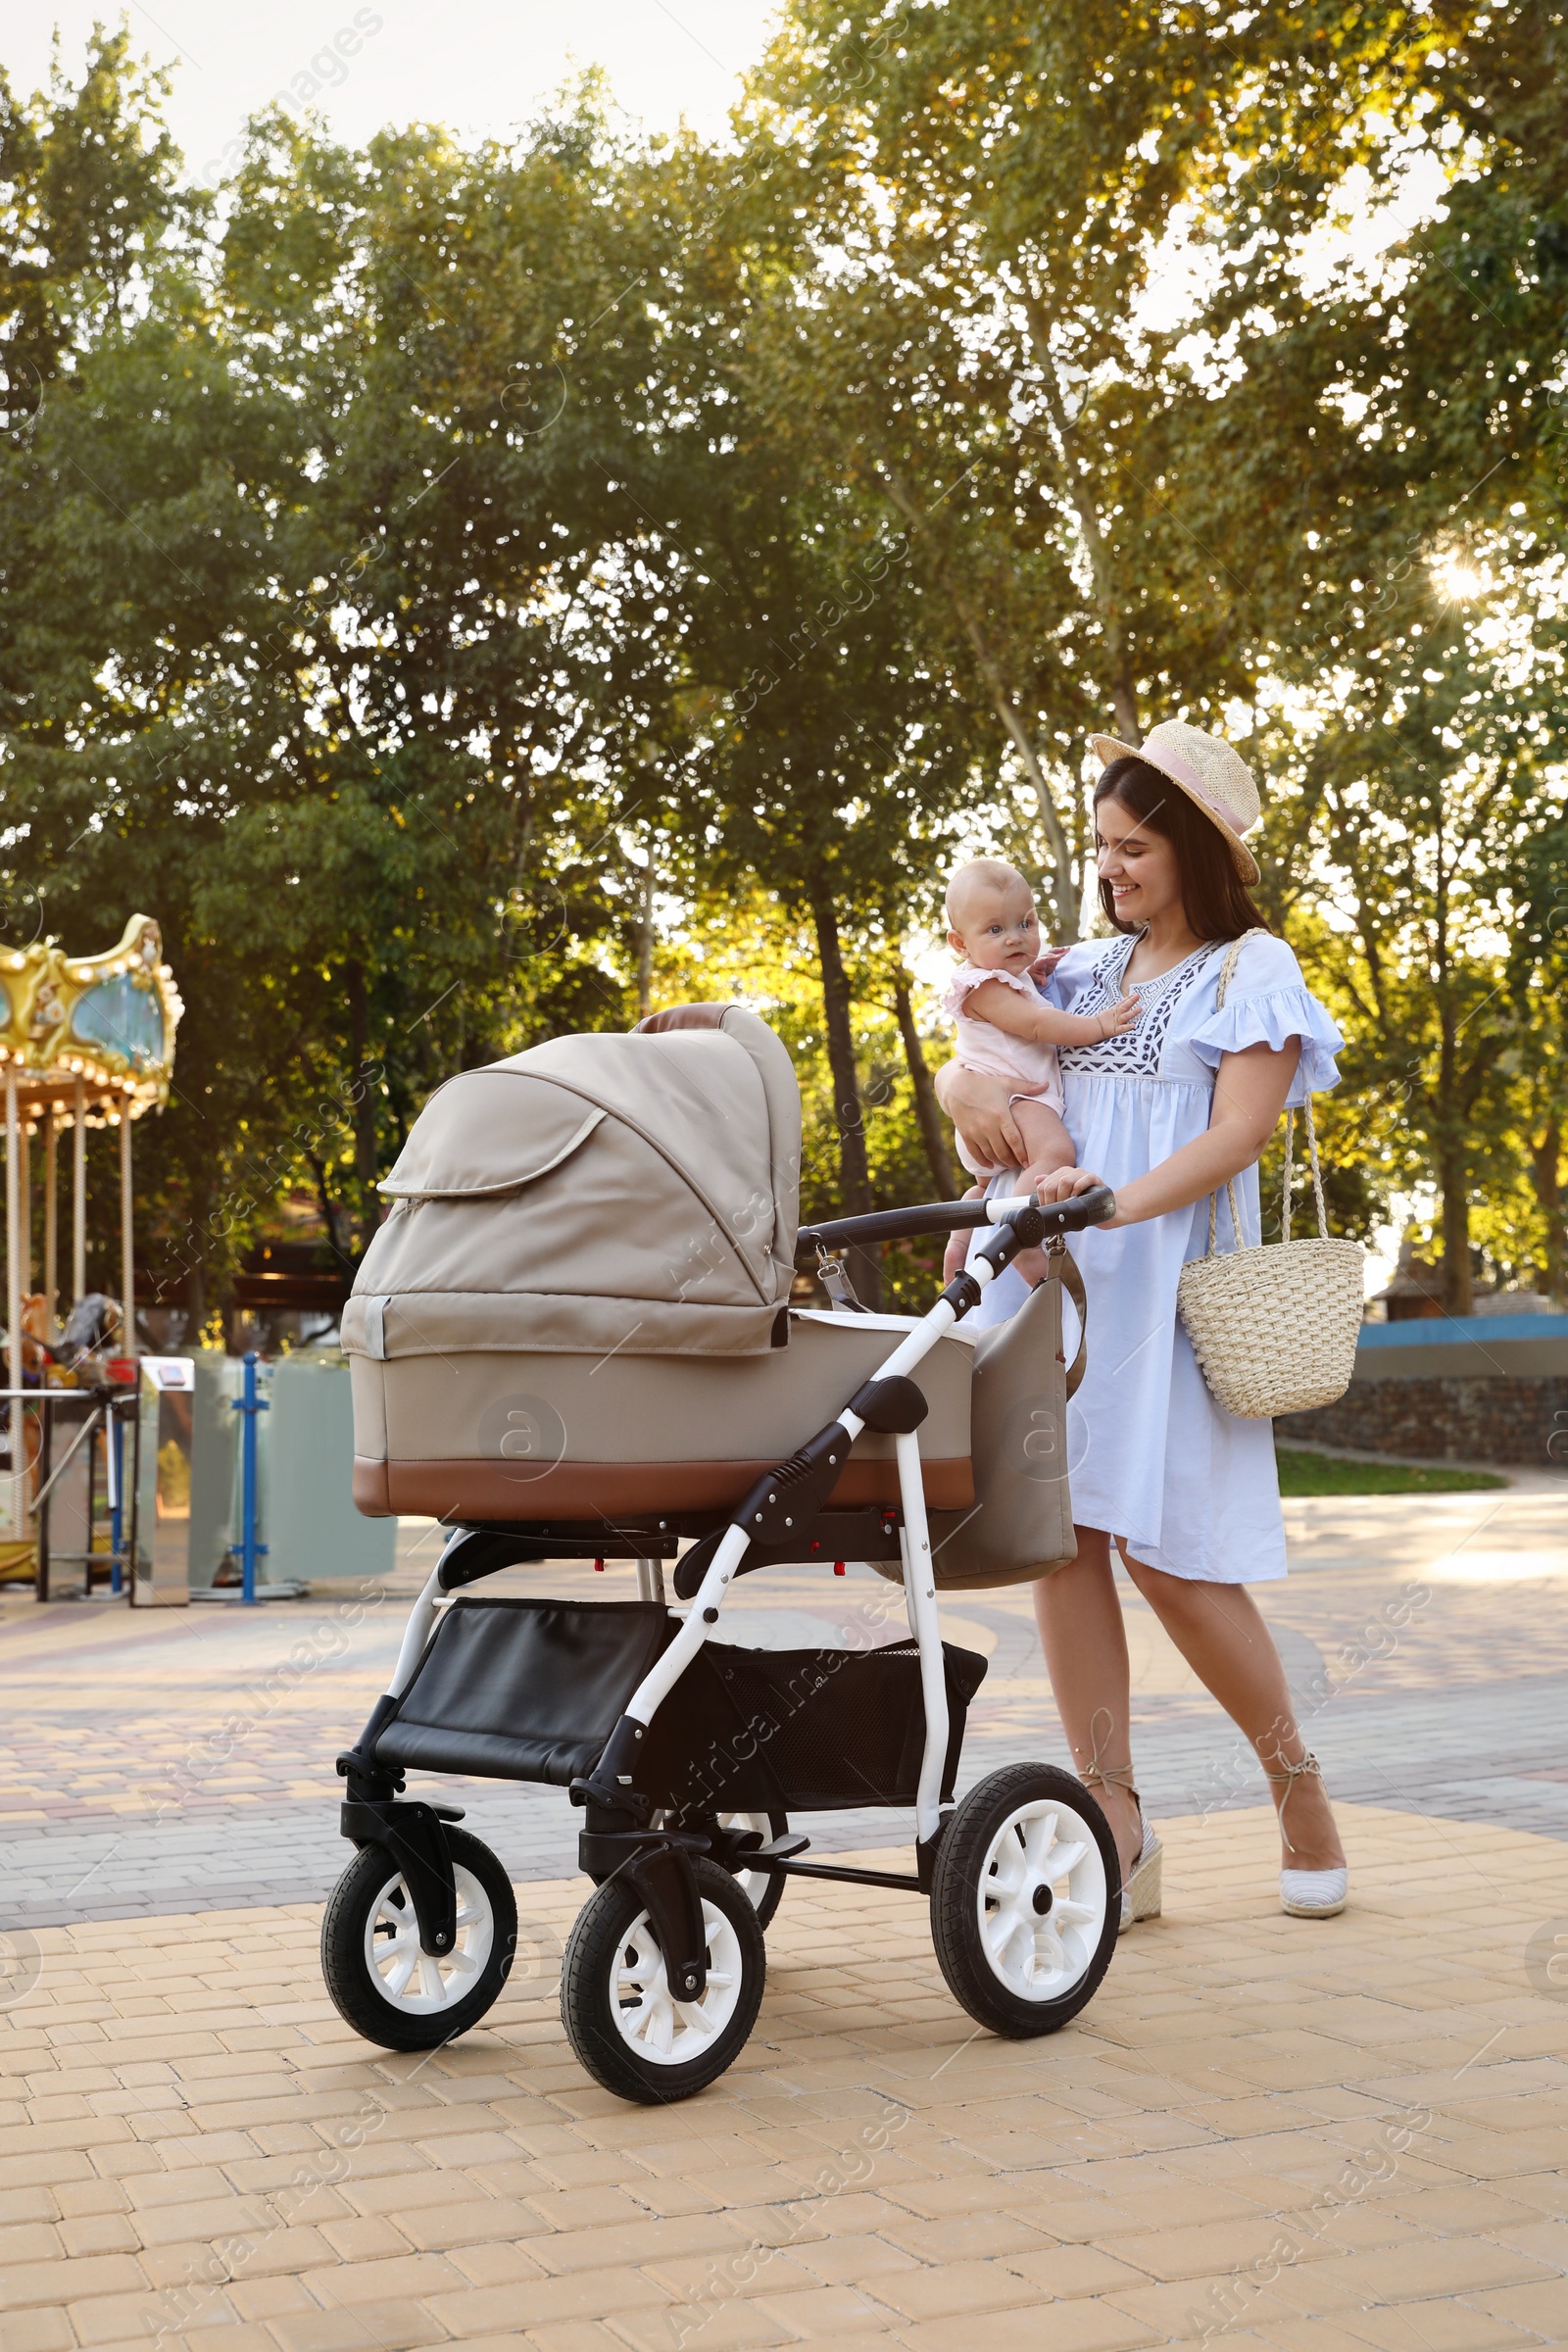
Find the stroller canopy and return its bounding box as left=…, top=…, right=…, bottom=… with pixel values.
left=342, top=1004, right=802, bottom=1361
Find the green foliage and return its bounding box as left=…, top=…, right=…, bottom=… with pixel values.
left=1, top=6, right=1566, bottom=1328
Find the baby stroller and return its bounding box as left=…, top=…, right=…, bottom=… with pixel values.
left=326, top=1004, right=1120, bottom=2104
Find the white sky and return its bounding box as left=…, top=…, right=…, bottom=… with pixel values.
left=7, top=3, right=782, bottom=178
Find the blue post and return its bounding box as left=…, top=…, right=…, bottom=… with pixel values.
left=109, top=1407, right=123, bottom=1595
left=230, top=1352, right=270, bottom=1604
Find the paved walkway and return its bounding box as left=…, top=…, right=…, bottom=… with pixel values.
left=3, top=1494, right=1567, bottom=2348
left=3, top=1803, right=1565, bottom=2350
left=3, top=1494, right=1567, bottom=1929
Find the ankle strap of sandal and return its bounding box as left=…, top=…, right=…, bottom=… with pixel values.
left=1081, top=1761, right=1141, bottom=1810
left=1261, top=1751, right=1322, bottom=1785
left=1261, top=1749, right=1322, bottom=1854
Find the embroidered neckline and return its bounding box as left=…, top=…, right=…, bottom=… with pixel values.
left=1058, top=932, right=1219, bottom=1078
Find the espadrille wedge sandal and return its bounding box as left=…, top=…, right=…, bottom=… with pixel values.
left=1083, top=1762, right=1163, bottom=1934
left=1265, top=1751, right=1348, bottom=1918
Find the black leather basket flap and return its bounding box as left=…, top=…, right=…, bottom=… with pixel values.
left=370, top=1595, right=987, bottom=1813
left=638, top=1638, right=988, bottom=1815
left=372, top=1596, right=676, bottom=1786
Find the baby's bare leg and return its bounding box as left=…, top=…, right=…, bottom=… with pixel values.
left=1009, top=1102, right=1076, bottom=1284
left=1013, top=1100, right=1075, bottom=1190
left=942, top=1183, right=986, bottom=1285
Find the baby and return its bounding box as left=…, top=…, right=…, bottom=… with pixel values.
left=940, top=858, right=1139, bottom=1254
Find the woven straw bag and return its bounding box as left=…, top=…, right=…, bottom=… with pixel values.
left=1176, top=932, right=1364, bottom=1418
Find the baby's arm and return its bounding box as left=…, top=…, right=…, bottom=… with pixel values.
left=967, top=975, right=1140, bottom=1047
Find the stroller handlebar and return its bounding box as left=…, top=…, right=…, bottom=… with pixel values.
left=797, top=1185, right=1116, bottom=1255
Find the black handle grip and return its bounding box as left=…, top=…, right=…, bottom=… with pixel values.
left=1036, top=1184, right=1117, bottom=1236
left=797, top=1199, right=1000, bottom=1252
left=797, top=1185, right=1114, bottom=1255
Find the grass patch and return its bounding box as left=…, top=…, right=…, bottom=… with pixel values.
left=1275, top=1446, right=1507, bottom=1495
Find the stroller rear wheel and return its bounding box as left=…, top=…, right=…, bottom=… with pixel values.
left=562, top=1855, right=765, bottom=2104
left=931, top=1764, right=1118, bottom=2038
left=321, top=1827, right=516, bottom=2053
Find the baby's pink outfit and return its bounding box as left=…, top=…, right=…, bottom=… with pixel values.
left=941, top=964, right=1066, bottom=1179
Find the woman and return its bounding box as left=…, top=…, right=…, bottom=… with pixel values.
left=936, top=719, right=1349, bottom=1924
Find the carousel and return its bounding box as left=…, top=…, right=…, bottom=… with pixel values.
left=1, top=914, right=183, bottom=1587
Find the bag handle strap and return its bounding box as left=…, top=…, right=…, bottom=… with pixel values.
left=1281, top=1096, right=1331, bottom=1244
left=1202, top=931, right=1261, bottom=1258
left=1201, top=926, right=1331, bottom=1256
left=1040, top=1238, right=1089, bottom=1396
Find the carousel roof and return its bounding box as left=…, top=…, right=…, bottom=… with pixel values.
left=0, top=915, right=181, bottom=1121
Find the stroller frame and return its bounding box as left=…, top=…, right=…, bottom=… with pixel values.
left=328, top=1183, right=1120, bottom=2100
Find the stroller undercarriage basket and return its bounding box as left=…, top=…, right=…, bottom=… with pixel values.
left=370, top=1594, right=988, bottom=1815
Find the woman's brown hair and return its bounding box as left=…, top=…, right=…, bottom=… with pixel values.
left=1094, top=756, right=1267, bottom=942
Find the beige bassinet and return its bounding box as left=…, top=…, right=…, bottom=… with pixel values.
left=343, top=1004, right=1078, bottom=1585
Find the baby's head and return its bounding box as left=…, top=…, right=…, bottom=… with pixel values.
left=945, top=858, right=1041, bottom=973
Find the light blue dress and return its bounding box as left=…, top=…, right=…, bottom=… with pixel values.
left=969, top=930, right=1344, bottom=1584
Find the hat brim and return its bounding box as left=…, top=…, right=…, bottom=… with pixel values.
left=1090, top=733, right=1260, bottom=887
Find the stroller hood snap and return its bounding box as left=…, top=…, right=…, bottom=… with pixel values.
left=342, top=1004, right=800, bottom=1366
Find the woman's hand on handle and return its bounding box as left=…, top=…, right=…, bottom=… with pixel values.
left=1033, top=1165, right=1125, bottom=1227
left=932, top=1061, right=1025, bottom=1171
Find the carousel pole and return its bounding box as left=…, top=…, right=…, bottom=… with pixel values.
left=72, top=1076, right=86, bottom=1306
left=43, top=1105, right=58, bottom=1341
left=18, top=1108, right=29, bottom=1301
left=120, top=1101, right=135, bottom=1355
left=5, top=1066, right=22, bottom=1549
left=109, top=1099, right=136, bottom=1599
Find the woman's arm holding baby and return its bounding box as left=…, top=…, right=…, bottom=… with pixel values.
left=966, top=975, right=1140, bottom=1048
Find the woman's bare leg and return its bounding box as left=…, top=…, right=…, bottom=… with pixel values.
left=1119, top=1551, right=1347, bottom=1872
left=1032, top=1529, right=1143, bottom=1876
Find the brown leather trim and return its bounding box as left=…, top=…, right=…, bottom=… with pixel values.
left=632, top=1004, right=734, bottom=1034
left=354, top=1453, right=974, bottom=1521
left=352, top=1457, right=393, bottom=1516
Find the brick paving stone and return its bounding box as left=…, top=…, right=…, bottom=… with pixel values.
left=0, top=2317, right=75, bottom=2352
left=1337, top=2304, right=1550, bottom=2349
left=268, top=2302, right=438, bottom=2352
left=899, top=2304, right=1162, bottom=2351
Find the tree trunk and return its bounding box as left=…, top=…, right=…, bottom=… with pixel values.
left=872, top=465, right=1077, bottom=937
left=308, top=1148, right=350, bottom=1263
left=1438, top=1141, right=1472, bottom=1318
left=892, top=968, right=955, bottom=1199
left=345, top=960, right=380, bottom=1258
left=810, top=889, right=880, bottom=1307
left=1531, top=1116, right=1565, bottom=1300
left=637, top=852, right=655, bottom=1021
left=1021, top=305, right=1142, bottom=753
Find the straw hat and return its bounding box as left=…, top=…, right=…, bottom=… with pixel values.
left=1090, top=719, right=1262, bottom=886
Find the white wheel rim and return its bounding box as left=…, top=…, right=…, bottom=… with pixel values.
left=364, top=1863, right=495, bottom=2016
left=718, top=1812, right=775, bottom=1912
left=975, top=1796, right=1108, bottom=2002
left=610, top=1897, right=743, bottom=2066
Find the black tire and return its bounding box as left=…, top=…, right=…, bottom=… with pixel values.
left=714, top=1809, right=789, bottom=1930
left=561, top=1854, right=765, bottom=2104
left=320, top=1827, right=517, bottom=2053
left=930, top=1763, right=1119, bottom=2038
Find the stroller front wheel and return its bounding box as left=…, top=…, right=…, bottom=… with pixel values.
left=320, top=1827, right=517, bottom=2053
left=931, top=1764, right=1119, bottom=2038
left=562, top=1855, right=765, bottom=2103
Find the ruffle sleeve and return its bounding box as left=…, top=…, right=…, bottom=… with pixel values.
left=1187, top=935, right=1343, bottom=1104
left=940, top=963, right=1043, bottom=1022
